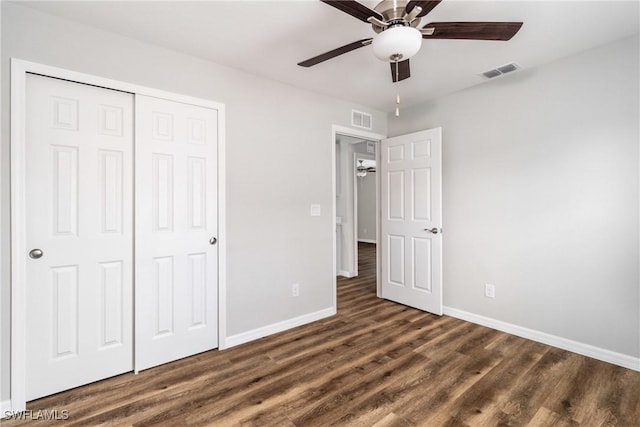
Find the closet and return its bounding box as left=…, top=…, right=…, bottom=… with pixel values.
left=21, top=72, right=221, bottom=401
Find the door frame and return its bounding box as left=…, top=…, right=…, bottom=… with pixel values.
left=331, top=125, right=385, bottom=308
left=9, top=59, right=227, bottom=411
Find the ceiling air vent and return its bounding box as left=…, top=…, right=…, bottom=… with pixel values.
left=352, top=110, right=372, bottom=130
left=481, top=62, right=521, bottom=80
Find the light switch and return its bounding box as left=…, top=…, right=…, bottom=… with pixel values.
left=310, top=204, right=321, bottom=217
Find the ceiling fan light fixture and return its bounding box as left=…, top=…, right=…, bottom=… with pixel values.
left=357, top=159, right=368, bottom=177
left=372, top=25, right=422, bottom=62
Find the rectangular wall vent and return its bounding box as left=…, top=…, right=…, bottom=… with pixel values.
left=480, top=62, right=521, bottom=80
left=352, top=110, right=372, bottom=130
left=366, top=141, right=375, bottom=154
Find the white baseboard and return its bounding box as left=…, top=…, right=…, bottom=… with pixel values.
left=443, top=306, right=640, bottom=372
left=338, top=270, right=356, bottom=278
left=357, top=239, right=376, bottom=244
left=223, top=307, right=336, bottom=349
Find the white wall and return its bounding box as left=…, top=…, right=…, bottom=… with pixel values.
left=388, top=35, right=640, bottom=359
left=0, top=3, right=387, bottom=401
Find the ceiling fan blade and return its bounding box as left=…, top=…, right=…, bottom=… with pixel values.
left=390, top=60, right=411, bottom=82
left=421, top=22, right=523, bottom=40
left=298, top=38, right=372, bottom=67
left=321, top=0, right=384, bottom=23
left=405, top=1, right=442, bottom=17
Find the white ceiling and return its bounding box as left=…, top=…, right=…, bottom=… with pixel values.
left=20, top=1, right=640, bottom=112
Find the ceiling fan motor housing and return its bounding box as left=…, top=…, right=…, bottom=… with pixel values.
left=372, top=0, right=422, bottom=33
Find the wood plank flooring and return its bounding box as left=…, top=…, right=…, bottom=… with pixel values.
left=6, top=243, right=639, bottom=426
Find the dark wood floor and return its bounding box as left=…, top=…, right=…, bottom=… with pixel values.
left=6, top=242, right=640, bottom=426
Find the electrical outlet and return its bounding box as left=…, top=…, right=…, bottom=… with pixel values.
left=292, top=283, right=299, bottom=297
left=485, top=284, right=495, bottom=299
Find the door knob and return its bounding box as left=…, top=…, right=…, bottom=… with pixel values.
left=424, top=228, right=440, bottom=234
left=29, top=248, right=44, bottom=259
left=209, top=237, right=217, bottom=245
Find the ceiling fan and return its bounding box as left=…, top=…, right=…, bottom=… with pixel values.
left=357, top=159, right=376, bottom=177
left=298, top=0, right=523, bottom=82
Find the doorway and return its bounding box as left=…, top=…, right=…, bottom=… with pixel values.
left=332, top=125, right=384, bottom=305
left=332, top=125, right=444, bottom=318
left=335, top=135, right=380, bottom=280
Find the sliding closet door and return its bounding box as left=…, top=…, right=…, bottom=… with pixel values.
left=135, top=95, right=219, bottom=371
left=24, top=74, right=134, bottom=400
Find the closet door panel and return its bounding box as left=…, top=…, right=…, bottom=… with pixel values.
left=135, top=95, right=219, bottom=371
left=25, top=74, right=134, bottom=400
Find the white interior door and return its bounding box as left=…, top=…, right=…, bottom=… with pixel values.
left=25, top=74, right=134, bottom=400
left=135, top=95, right=219, bottom=371
left=380, top=128, right=442, bottom=314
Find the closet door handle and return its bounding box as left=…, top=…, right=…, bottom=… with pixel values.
left=424, top=228, right=440, bottom=234
left=209, top=237, right=217, bottom=245
left=29, top=248, right=44, bottom=259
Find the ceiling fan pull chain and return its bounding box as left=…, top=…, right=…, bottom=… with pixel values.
left=395, top=61, right=401, bottom=117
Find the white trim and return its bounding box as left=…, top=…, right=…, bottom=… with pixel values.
left=331, top=128, right=337, bottom=316
left=352, top=152, right=357, bottom=278
left=352, top=153, right=358, bottom=277
left=224, top=307, right=336, bottom=349
left=0, top=1, right=2, bottom=410
left=0, top=4, right=3, bottom=409
left=338, top=270, right=357, bottom=278
left=10, top=59, right=28, bottom=413
left=332, top=125, right=385, bottom=143
left=357, top=239, right=377, bottom=244
left=217, top=106, right=228, bottom=350
left=443, top=306, right=640, bottom=372
left=375, top=141, right=381, bottom=298
left=9, top=58, right=227, bottom=407
left=12, top=60, right=223, bottom=110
